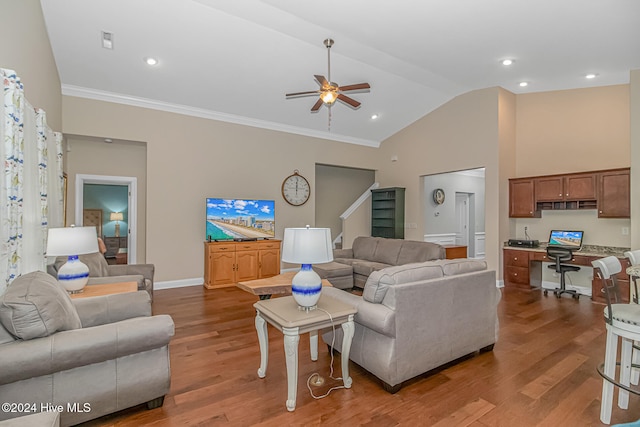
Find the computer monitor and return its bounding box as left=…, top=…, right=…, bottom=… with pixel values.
left=548, top=230, right=584, bottom=250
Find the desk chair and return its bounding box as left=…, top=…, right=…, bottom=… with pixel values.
left=544, top=247, right=581, bottom=299
left=593, top=256, right=640, bottom=424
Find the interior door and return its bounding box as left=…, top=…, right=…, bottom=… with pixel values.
left=455, top=193, right=469, bottom=254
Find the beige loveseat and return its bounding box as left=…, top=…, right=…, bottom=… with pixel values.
left=0, top=271, right=173, bottom=426
left=321, top=258, right=500, bottom=392
left=315, top=236, right=445, bottom=289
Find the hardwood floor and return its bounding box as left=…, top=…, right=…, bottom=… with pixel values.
left=80, top=285, right=640, bottom=426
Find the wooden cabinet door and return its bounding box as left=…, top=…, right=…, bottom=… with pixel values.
left=598, top=169, right=630, bottom=218
left=509, top=179, right=538, bottom=217
left=211, top=251, right=236, bottom=286
left=235, top=250, right=259, bottom=282
left=564, top=173, right=597, bottom=200
left=259, top=249, right=280, bottom=278
left=535, top=176, right=564, bottom=201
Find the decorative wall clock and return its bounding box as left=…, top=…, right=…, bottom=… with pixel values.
left=433, top=188, right=445, bottom=205
left=282, top=170, right=310, bottom=206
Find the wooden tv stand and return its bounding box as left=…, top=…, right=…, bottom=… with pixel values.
left=204, top=239, right=281, bottom=289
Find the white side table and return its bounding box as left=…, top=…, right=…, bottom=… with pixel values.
left=253, top=294, right=357, bottom=411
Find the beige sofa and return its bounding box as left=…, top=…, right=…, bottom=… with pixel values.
left=321, top=258, right=500, bottom=392
left=315, top=236, right=445, bottom=289
left=0, top=271, right=173, bottom=426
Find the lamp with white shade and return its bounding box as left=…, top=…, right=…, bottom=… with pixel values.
left=281, top=226, right=333, bottom=311
left=46, top=226, right=99, bottom=293
left=110, top=212, right=124, bottom=237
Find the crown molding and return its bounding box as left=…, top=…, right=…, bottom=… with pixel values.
left=61, top=84, right=380, bottom=148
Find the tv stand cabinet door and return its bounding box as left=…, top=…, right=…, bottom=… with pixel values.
left=211, top=251, right=236, bottom=287
left=259, top=248, right=280, bottom=278
left=236, top=249, right=259, bottom=282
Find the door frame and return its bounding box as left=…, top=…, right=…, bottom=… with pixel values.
left=75, top=174, right=138, bottom=264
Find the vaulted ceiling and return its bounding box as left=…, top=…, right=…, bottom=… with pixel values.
left=40, top=0, right=640, bottom=147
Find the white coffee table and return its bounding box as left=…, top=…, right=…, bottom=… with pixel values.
left=253, top=294, right=357, bottom=411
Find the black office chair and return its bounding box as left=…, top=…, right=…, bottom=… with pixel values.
left=544, top=246, right=581, bottom=299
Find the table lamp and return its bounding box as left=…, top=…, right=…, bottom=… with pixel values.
left=281, top=226, right=333, bottom=311
left=110, top=212, right=124, bottom=237
left=46, top=226, right=99, bottom=293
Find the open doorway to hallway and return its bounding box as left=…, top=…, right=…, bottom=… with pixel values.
left=423, top=167, right=485, bottom=258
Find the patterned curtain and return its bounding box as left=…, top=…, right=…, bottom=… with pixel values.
left=0, top=69, right=63, bottom=293
left=0, top=69, right=25, bottom=290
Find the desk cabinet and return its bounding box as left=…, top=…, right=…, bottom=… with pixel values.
left=598, top=168, right=630, bottom=218
left=204, top=240, right=281, bottom=289
left=509, top=179, right=538, bottom=218
left=504, top=249, right=530, bottom=289
left=503, top=248, right=630, bottom=304
left=509, top=168, right=629, bottom=218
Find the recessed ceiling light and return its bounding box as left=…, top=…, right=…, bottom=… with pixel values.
left=501, top=59, right=514, bottom=66
left=586, top=73, right=598, bottom=79
left=371, top=114, right=379, bottom=120
left=519, top=81, right=528, bottom=87
left=104, top=138, right=113, bottom=143
left=144, top=57, right=158, bottom=66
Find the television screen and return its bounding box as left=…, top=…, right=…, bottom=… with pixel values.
left=548, top=230, right=584, bottom=248
left=206, top=198, right=275, bottom=240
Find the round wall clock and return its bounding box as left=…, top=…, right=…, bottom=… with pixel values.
left=433, top=188, right=445, bottom=205
left=282, top=170, right=311, bottom=206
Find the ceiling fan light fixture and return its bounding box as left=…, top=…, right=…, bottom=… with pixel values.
left=321, top=90, right=338, bottom=104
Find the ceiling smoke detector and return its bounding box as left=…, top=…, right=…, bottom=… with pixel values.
left=101, top=31, right=113, bottom=49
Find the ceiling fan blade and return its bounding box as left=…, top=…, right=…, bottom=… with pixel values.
left=311, top=98, right=324, bottom=112
left=338, top=83, right=370, bottom=92
left=314, top=75, right=329, bottom=88
left=286, top=90, right=320, bottom=98
left=337, top=93, right=361, bottom=109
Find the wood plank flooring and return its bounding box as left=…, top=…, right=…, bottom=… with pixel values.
left=79, top=285, right=640, bottom=426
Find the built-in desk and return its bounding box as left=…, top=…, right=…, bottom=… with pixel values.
left=503, top=244, right=630, bottom=304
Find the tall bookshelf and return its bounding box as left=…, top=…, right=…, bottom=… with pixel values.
left=371, top=187, right=405, bottom=239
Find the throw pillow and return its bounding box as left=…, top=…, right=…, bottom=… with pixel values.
left=363, top=262, right=444, bottom=304
left=0, top=271, right=82, bottom=340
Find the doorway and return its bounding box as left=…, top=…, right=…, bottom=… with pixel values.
left=75, top=174, right=138, bottom=264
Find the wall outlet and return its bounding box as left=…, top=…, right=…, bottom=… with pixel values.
left=622, top=227, right=630, bottom=235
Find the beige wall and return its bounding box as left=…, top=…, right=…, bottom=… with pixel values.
left=65, top=137, right=147, bottom=261
left=512, top=85, right=632, bottom=247
left=0, top=0, right=61, bottom=130
left=377, top=87, right=502, bottom=272
left=62, top=96, right=380, bottom=283
left=515, top=85, right=630, bottom=176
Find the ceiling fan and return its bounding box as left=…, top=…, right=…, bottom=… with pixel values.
left=286, top=39, right=371, bottom=113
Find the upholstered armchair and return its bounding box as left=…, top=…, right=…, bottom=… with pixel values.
left=0, top=271, right=173, bottom=426
left=47, top=252, right=154, bottom=300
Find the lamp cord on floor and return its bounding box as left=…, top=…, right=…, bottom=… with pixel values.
left=307, top=307, right=347, bottom=399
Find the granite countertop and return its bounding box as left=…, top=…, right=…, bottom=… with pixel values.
left=504, top=242, right=630, bottom=258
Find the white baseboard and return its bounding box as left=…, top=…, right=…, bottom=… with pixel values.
left=154, top=277, right=203, bottom=290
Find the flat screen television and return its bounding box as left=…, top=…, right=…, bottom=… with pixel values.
left=206, top=198, right=275, bottom=241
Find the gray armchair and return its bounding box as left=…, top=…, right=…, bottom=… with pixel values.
left=48, top=252, right=154, bottom=300
left=0, top=271, right=173, bottom=426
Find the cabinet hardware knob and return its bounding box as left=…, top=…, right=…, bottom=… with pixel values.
left=514, top=273, right=517, bottom=276
left=514, top=257, right=518, bottom=261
